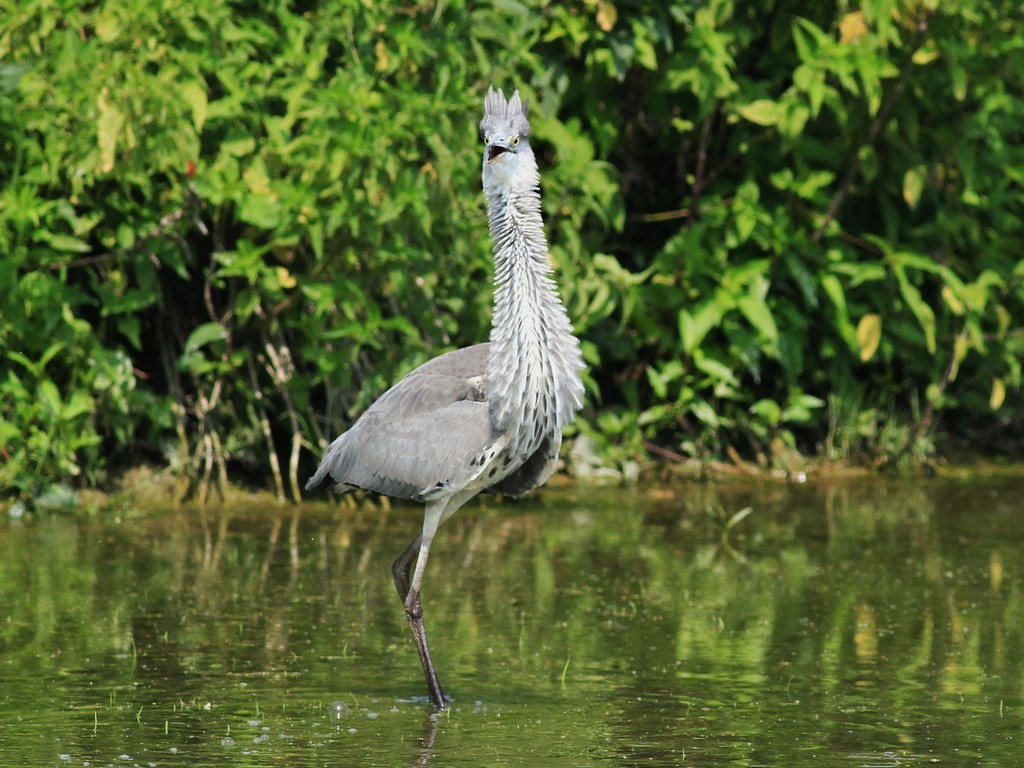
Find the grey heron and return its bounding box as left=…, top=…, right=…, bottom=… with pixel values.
left=306, top=87, right=585, bottom=709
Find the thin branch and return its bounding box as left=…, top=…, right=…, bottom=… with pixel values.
left=248, top=353, right=286, bottom=503
left=629, top=207, right=694, bottom=224
left=288, top=433, right=303, bottom=505
left=692, top=103, right=718, bottom=210
left=261, top=336, right=304, bottom=503
left=210, top=430, right=228, bottom=502
left=643, top=440, right=689, bottom=463
left=629, top=196, right=736, bottom=224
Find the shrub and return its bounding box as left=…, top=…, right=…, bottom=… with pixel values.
left=2, top=0, right=1021, bottom=503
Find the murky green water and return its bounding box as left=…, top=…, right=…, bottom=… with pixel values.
left=1, top=476, right=1022, bottom=766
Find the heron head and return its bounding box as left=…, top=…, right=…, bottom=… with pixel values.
left=480, top=87, right=534, bottom=184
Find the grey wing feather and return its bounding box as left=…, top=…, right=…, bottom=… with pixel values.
left=306, top=344, right=496, bottom=500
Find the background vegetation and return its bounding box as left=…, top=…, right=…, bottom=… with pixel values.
left=2, top=0, right=1022, bottom=504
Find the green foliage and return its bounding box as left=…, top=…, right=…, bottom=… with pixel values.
left=556, top=0, right=1024, bottom=469
left=1, top=0, right=1022, bottom=502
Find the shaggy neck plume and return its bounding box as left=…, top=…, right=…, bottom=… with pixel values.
left=484, top=161, right=585, bottom=457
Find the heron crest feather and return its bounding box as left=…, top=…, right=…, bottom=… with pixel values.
left=480, top=86, right=531, bottom=139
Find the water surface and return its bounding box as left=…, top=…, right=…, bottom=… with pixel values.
left=1, top=477, right=1022, bottom=766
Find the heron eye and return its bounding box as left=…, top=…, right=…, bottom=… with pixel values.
left=510, top=135, right=520, bottom=147
left=484, top=133, right=491, bottom=143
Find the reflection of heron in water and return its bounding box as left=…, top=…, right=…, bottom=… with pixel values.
left=306, top=87, right=585, bottom=708
left=411, top=711, right=442, bottom=767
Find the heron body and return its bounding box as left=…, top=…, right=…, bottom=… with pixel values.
left=306, top=87, right=585, bottom=708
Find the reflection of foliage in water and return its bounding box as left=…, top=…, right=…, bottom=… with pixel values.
left=0, top=480, right=1022, bottom=765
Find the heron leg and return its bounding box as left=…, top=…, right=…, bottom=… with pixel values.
left=391, top=534, right=422, bottom=603
left=402, top=501, right=448, bottom=709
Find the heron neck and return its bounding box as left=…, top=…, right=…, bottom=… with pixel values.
left=484, top=179, right=585, bottom=455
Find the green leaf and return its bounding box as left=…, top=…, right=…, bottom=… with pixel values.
left=820, top=274, right=847, bottom=317
left=39, top=379, right=62, bottom=418
left=749, top=399, right=781, bottom=425
left=694, top=354, right=739, bottom=387
left=833, top=261, right=887, bottom=287
left=184, top=322, right=227, bottom=355
left=0, top=419, right=20, bottom=445
left=5, top=352, right=37, bottom=376
left=40, top=342, right=66, bottom=371
left=990, top=378, right=1006, bottom=410
left=792, top=18, right=835, bottom=81
left=793, top=170, right=835, bottom=200
left=722, top=259, right=770, bottom=290
left=737, top=99, right=781, bottom=126
left=62, top=390, right=94, bottom=421
left=781, top=394, right=825, bottom=423
left=689, top=399, right=720, bottom=428
left=220, top=132, right=257, bottom=157
left=679, top=298, right=729, bottom=355
left=856, top=313, right=882, bottom=362
left=903, top=166, right=925, bottom=209
left=96, top=88, right=126, bottom=174
left=950, top=63, right=967, bottom=101
left=181, top=81, right=209, bottom=134
left=893, top=265, right=936, bottom=353
left=239, top=194, right=281, bottom=228
left=948, top=334, right=970, bottom=383
left=940, top=285, right=965, bottom=316
left=736, top=293, right=779, bottom=347
left=37, top=231, right=92, bottom=253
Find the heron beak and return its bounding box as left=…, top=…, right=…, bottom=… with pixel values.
left=487, top=143, right=510, bottom=162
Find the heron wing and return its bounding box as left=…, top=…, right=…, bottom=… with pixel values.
left=306, top=344, right=497, bottom=500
